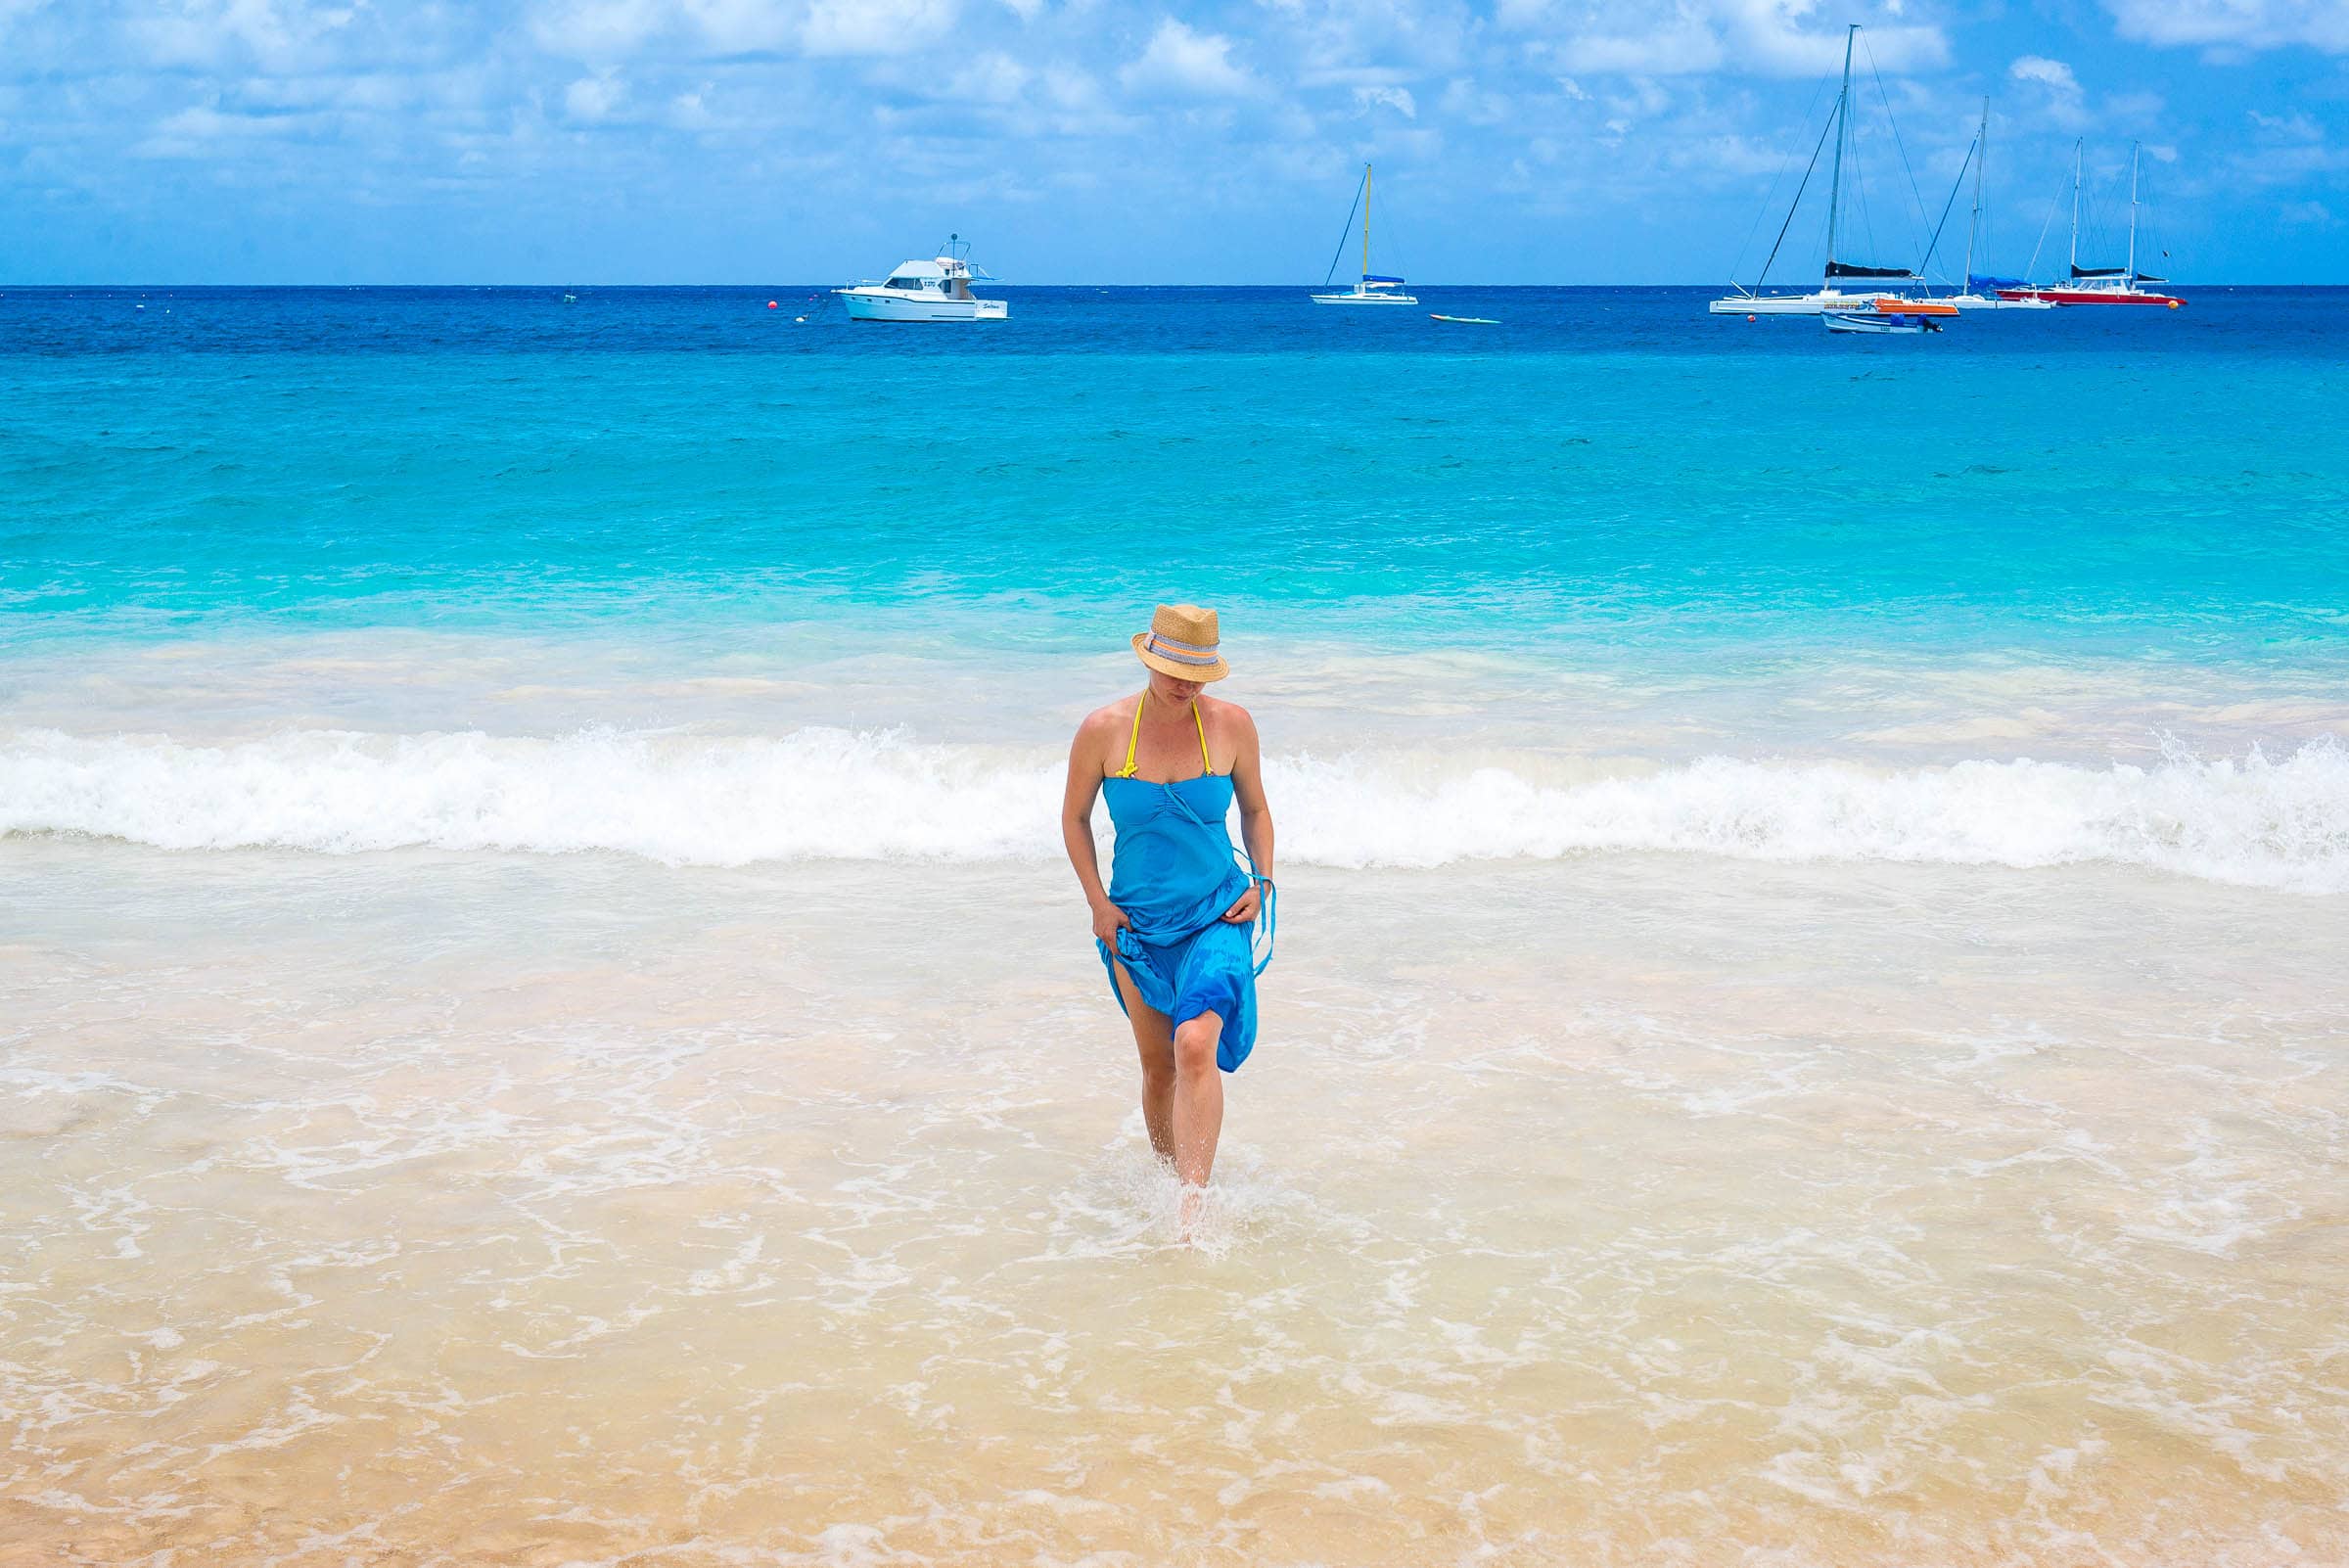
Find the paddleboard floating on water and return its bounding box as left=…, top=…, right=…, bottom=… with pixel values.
left=1430, top=314, right=1499, bottom=324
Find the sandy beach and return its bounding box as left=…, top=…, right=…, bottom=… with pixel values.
left=7, top=840, right=2344, bottom=1565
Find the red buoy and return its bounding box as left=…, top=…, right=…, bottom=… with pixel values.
left=767, top=300, right=778, bottom=308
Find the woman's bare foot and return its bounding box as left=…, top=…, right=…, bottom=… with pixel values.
left=1176, top=1181, right=1207, bottom=1243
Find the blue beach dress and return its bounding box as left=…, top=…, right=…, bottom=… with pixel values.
left=1096, top=696, right=1276, bottom=1073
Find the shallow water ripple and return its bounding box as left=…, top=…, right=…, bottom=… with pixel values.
left=2, top=851, right=2345, bottom=1564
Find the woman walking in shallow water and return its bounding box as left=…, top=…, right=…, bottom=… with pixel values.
left=1061, top=604, right=1274, bottom=1211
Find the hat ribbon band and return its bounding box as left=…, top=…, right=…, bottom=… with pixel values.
left=1145, top=633, right=1221, bottom=667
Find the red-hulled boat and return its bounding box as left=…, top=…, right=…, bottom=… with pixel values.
left=1998, top=284, right=2183, bottom=307
left=1999, top=141, right=2184, bottom=308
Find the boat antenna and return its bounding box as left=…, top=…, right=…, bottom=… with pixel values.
left=1363, top=162, right=1372, bottom=284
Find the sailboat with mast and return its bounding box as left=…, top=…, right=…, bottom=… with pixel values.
left=1711, top=24, right=1928, bottom=316
left=2000, top=142, right=2183, bottom=307
left=1312, top=163, right=1416, bottom=305
left=1943, top=100, right=2053, bottom=309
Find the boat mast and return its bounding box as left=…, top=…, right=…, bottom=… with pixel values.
left=2068, top=138, right=2082, bottom=278
left=2126, top=141, right=2141, bottom=284
left=1362, top=163, right=1372, bottom=284
left=1823, top=23, right=1856, bottom=288
left=1963, top=97, right=1987, bottom=289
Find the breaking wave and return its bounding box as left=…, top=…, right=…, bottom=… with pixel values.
left=4, top=727, right=2345, bottom=893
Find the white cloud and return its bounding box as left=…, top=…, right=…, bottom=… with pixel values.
left=803, top=0, right=961, bottom=55
left=2249, top=109, right=2324, bottom=139
left=1119, top=19, right=1259, bottom=98
left=1354, top=84, right=1417, bottom=117
left=2104, top=0, right=2349, bottom=54
left=530, top=0, right=673, bottom=62
left=686, top=0, right=806, bottom=52
left=2007, top=54, right=2079, bottom=95
left=2007, top=52, right=2089, bottom=128
left=565, top=72, right=627, bottom=121
left=943, top=50, right=1032, bottom=105
left=1514, top=1, right=1948, bottom=78
left=1267, top=0, right=1473, bottom=79
left=530, top=0, right=958, bottom=61
left=1430, top=76, right=1507, bottom=129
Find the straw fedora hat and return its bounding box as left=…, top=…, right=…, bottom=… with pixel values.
left=1132, top=603, right=1229, bottom=682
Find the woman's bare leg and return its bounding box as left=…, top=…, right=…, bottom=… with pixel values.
left=1112, top=961, right=1176, bottom=1163
left=1170, top=1009, right=1224, bottom=1191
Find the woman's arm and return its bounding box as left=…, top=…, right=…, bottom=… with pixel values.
left=1063, top=714, right=1129, bottom=945
left=1222, top=707, right=1274, bottom=922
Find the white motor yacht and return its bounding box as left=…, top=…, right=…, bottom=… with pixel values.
left=837, top=235, right=1007, bottom=322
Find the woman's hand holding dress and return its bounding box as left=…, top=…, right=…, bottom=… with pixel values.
left=1091, top=898, right=1132, bottom=945
left=1220, top=886, right=1260, bottom=925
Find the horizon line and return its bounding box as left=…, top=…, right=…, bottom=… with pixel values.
left=1, top=280, right=2322, bottom=291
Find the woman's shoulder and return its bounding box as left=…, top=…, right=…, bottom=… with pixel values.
left=1074, top=694, right=1138, bottom=749
left=1202, top=690, right=1259, bottom=727
left=1198, top=694, right=1257, bottom=740
left=1079, top=693, right=1140, bottom=730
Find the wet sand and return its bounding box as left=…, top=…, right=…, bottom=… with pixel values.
left=5, top=844, right=2345, bottom=1565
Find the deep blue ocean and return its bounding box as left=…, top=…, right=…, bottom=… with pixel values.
left=5, top=285, right=2345, bottom=668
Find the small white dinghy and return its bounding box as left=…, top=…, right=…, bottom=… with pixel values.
left=1824, top=309, right=1927, bottom=335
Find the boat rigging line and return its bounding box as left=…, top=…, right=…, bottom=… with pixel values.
left=1320, top=171, right=1365, bottom=290
left=1727, top=65, right=1836, bottom=289
left=1752, top=107, right=1839, bottom=289
left=1862, top=31, right=1936, bottom=279
left=1918, top=131, right=1980, bottom=285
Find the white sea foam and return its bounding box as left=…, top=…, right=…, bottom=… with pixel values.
left=3, top=726, right=2346, bottom=892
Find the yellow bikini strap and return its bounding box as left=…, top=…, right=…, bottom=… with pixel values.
left=1117, top=692, right=1144, bottom=778
left=1115, top=693, right=1215, bottom=779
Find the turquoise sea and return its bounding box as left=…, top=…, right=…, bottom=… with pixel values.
left=8, top=286, right=2348, bottom=665
left=4, top=287, right=2347, bottom=1564
left=6, top=284, right=2345, bottom=875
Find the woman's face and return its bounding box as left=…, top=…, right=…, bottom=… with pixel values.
left=1148, top=669, right=1205, bottom=707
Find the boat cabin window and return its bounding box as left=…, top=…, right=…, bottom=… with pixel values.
left=886, top=276, right=919, bottom=290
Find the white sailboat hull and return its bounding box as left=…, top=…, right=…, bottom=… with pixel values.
left=1945, top=293, right=2054, bottom=310
left=1311, top=291, right=1418, bottom=305
left=1711, top=290, right=1911, bottom=316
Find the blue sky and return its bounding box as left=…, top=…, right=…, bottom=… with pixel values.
left=3, top=0, right=2345, bottom=283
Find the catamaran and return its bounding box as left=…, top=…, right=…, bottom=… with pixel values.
left=1312, top=164, right=1416, bottom=305
left=1942, top=100, right=2054, bottom=310
left=1712, top=25, right=1929, bottom=316
left=1999, top=142, right=2183, bottom=307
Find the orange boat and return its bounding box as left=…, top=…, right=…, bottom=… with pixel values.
left=1874, top=298, right=1958, bottom=316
